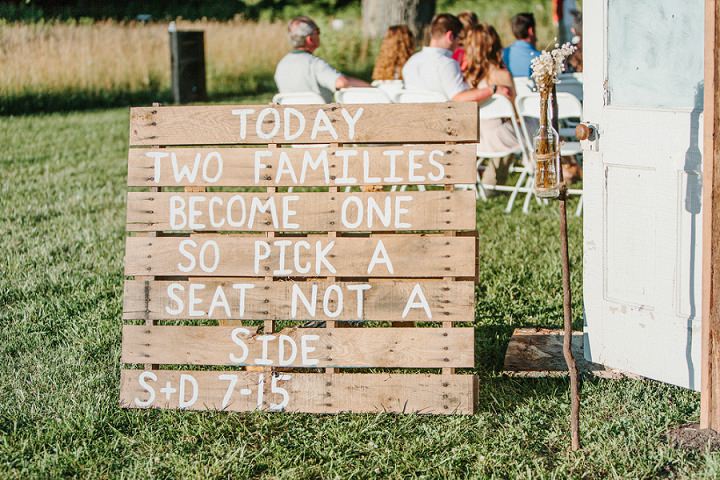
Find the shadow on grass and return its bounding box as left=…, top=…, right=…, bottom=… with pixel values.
left=0, top=68, right=379, bottom=115
left=0, top=73, right=282, bottom=115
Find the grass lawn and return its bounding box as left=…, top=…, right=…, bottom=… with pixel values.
left=0, top=106, right=716, bottom=478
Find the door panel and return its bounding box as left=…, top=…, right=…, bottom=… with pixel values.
left=604, top=165, right=656, bottom=306
left=582, top=0, right=704, bottom=390
left=606, top=0, right=704, bottom=110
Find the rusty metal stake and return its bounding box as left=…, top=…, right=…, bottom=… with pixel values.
left=552, top=85, right=581, bottom=451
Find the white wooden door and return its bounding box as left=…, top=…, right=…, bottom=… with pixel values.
left=583, top=0, right=705, bottom=389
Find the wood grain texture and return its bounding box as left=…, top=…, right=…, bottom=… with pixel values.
left=127, top=144, right=478, bottom=186
left=129, top=103, right=479, bottom=145
left=702, top=0, right=720, bottom=430
left=126, top=191, right=476, bottom=232
left=123, top=279, right=475, bottom=321
left=123, top=235, right=476, bottom=278
left=121, top=325, right=475, bottom=368
left=119, top=370, right=476, bottom=414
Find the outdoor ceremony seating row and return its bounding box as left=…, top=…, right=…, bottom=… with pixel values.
left=272, top=73, right=584, bottom=216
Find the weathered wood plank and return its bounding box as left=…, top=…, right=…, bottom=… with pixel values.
left=121, top=325, right=474, bottom=368
left=119, top=370, right=476, bottom=414
left=126, top=191, right=476, bottom=233
left=127, top=144, right=478, bottom=187
left=129, top=103, right=479, bottom=146
left=702, top=0, right=720, bottom=430
left=123, top=235, right=476, bottom=278
left=502, top=328, right=641, bottom=379
left=123, top=279, right=475, bottom=322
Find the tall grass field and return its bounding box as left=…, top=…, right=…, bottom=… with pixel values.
left=0, top=0, right=562, bottom=114
left=0, top=105, right=717, bottom=477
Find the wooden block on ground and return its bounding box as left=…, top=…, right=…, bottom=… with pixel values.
left=502, top=328, right=642, bottom=379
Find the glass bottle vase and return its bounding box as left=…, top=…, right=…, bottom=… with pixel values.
left=533, top=91, right=561, bottom=198
left=533, top=125, right=561, bottom=198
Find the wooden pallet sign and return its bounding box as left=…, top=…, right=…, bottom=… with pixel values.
left=120, top=102, right=479, bottom=414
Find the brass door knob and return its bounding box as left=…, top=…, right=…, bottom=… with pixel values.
left=575, top=123, right=595, bottom=141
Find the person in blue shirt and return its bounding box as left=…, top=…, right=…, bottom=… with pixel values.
left=502, top=13, right=541, bottom=77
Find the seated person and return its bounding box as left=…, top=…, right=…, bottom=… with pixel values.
left=502, top=12, right=541, bottom=78
left=372, top=25, right=415, bottom=81
left=274, top=16, right=370, bottom=102
left=402, top=13, right=511, bottom=102
left=464, top=24, right=521, bottom=188
left=452, top=10, right=478, bottom=69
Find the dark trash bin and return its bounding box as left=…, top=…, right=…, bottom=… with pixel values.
left=169, top=30, right=207, bottom=104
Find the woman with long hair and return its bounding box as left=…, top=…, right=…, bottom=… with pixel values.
left=463, top=23, right=515, bottom=97
left=463, top=23, right=520, bottom=188
left=452, top=11, right=478, bottom=67
left=372, top=25, right=415, bottom=81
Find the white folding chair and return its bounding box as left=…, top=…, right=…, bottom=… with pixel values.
left=334, top=87, right=392, bottom=104
left=557, top=72, right=583, bottom=102
left=476, top=95, right=532, bottom=210
left=513, top=76, right=536, bottom=103
left=392, top=89, right=447, bottom=103
left=371, top=80, right=404, bottom=99
left=554, top=92, right=583, bottom=156
left=272, top=92, right=325, bottom=105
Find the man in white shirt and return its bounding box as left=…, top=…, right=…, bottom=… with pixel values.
left=403, top=13, right=512, bottom=101
left=275, top=16, right=369, bottom=103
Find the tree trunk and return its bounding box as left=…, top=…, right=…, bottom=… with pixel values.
left=361, top=0, right=436, bottom=41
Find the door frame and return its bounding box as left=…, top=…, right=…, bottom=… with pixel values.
left=701, top=0, right=720, bottom=431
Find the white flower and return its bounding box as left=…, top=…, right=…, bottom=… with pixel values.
left=531, top=42, right=576, bottom=92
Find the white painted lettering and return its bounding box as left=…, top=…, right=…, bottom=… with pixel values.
left=135, top=371, right=157, bottom=407
left=347, top=284, right=371, bottom=320
left=301, top=335, right=320, bottom=366
left=340, top=107, right=364, bottom=140
left=300, top=150, right=330, bottom=184
left=165, top=283, right=184, bottom=315
left=178, top=374, right=198, bottom=409
left=231, top=283, right=255, bottom=318
left=427, top=149, right=445, bottom=181
left=310, top=109, right=338, bottom=140
left=231, top=108, right=255, bottom=139
left=229, top=327, right=251, bottom=363
left=255, top=335, right=275, bottom=365
left=322, top=284, right=343, bottom=318
left=402, top=283, right=432, bottom=319
left=256, top=108, right=281, bottom=140
left=367, top=239, right=394, bottom=274
left=146, top=152, right=168, bottom=183
left=283, top=107, right=305, bottom=141
left=208, top=285, right=231, bottom=317
left=188, top=283, right=206, bottom=316
left=291, top=283, right=317, bottom=318
left=408, top=150, right=425, bottom=182
left=278, top=336, right=297, bottom=366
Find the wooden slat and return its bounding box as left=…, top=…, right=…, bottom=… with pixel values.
left=129, top=103, right=479, bottom=146
left=126, top=191, right=476, bottom=233
left=121, top=325, right=474, bottom=368
left=122, top=279, right=474, bottom=322
left=124, top=235, right=476, bottom=278
left=702, top=0, right=720, bottom=430
left=127, top=144, right=478, bottom=187
left=119, top=370, right=476, bottom=414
